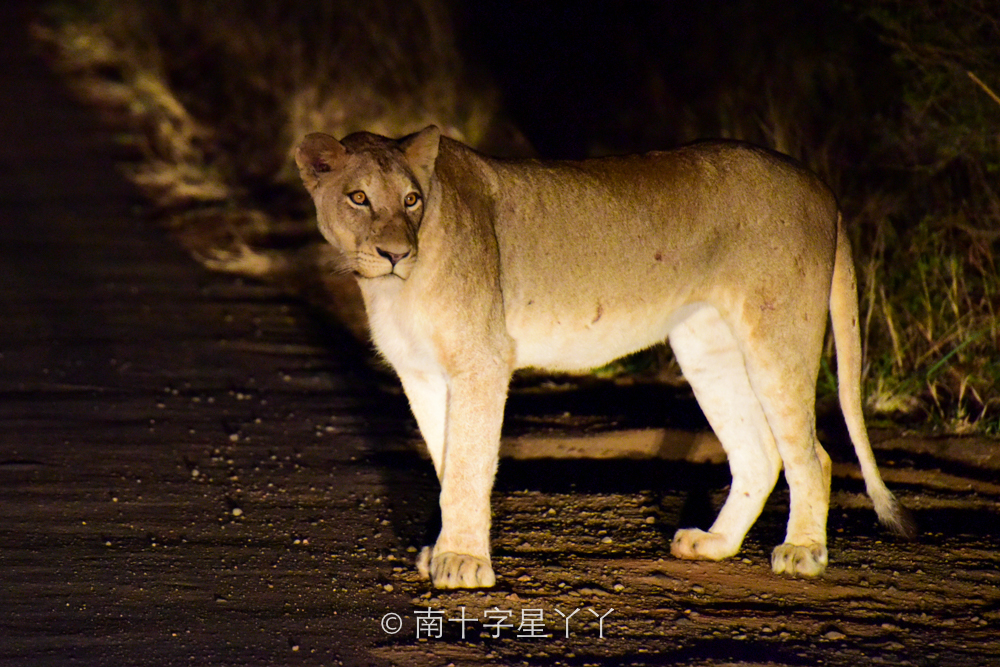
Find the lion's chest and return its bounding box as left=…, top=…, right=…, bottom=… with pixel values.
left=361, top=280, right=442, bottom=375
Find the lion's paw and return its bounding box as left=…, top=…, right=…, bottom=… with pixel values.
left=670, top=528, right=736, bottom=561
left=417, top=547, right=495, bottom=589
left=770, top=542, right=827, bottom=577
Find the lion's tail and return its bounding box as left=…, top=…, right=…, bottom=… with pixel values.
left=830, top=213, right=916, bottom=539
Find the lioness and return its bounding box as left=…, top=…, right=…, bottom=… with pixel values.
left=295, top=126, right=913, bottom=589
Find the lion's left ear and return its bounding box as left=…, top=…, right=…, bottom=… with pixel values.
left=401, top=125, right=441, bottom=194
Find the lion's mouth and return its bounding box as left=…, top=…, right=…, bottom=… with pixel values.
left=353, top=268, right=407, bottom=281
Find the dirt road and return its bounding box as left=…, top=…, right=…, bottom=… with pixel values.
left=2, top=5, right=999, bottom=666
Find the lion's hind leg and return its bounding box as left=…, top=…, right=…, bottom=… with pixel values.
left=668, top=305, right=782, bottom=562
left=741, top=339, right=832, bottom=578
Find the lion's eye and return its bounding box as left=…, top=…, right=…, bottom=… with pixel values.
left=349, top=191, right=369, bottom=206
left=404, top=192, right=421, bottom=208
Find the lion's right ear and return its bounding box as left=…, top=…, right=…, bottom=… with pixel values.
left=295, top=133, right=346, bottom=193
left=401, top=125, right=441, bottom=195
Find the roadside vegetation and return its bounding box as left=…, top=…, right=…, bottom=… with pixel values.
left=34, top=0, right=1000, bottom=432
left=853, top=1, right=1000, bottom=432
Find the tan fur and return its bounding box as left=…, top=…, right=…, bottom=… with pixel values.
left=296, top=126, right=912, bottom=589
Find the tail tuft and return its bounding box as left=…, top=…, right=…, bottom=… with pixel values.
left=873, top=488, right=917, bottom=541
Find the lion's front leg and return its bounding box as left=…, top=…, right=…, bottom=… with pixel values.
left=416, top=364, right=510, bottom=589
left=397, top=370, right=447, bottom=474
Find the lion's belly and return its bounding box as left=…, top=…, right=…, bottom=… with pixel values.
left=508, top=300, right=701, bottom=372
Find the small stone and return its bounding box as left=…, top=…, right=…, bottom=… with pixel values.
left=231, top=507, right=243, bottom=517
left=824, top=630, right=846, bottom=641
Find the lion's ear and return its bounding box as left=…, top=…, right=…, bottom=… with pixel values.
left=401, top=125, right=441, bottom=194
left=295, top=133, right=346, bottom=193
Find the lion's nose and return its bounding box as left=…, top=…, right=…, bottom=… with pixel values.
left=376, top=247, right=409, bottom=266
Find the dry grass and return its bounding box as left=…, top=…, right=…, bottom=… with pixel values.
left=35, top=0, right=512, bottom=209
left=33, top=0, right=523, bottom=340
